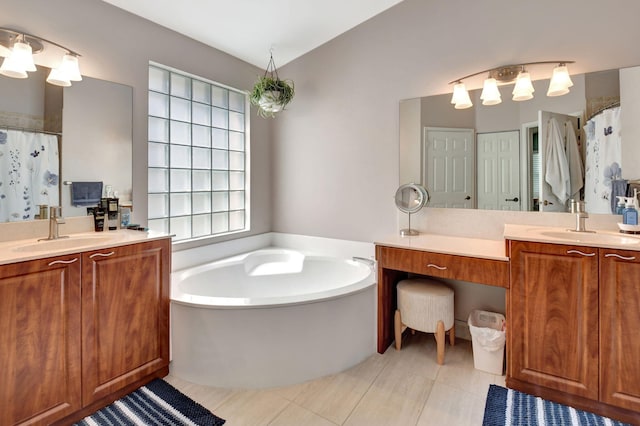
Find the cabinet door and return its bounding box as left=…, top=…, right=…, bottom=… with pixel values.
left=508, top=241, right=599, bottom=400
left=81, top=239, right=170, bottom=405
left=600, top=249, right=640, bottom=411
left=0, top=256, right=81, bottom=426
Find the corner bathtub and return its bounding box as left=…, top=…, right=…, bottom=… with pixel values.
left=170, top=248, right=377, bottom=388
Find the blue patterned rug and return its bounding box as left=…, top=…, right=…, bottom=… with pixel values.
left=483, top=385, right=632, bottom=425
left=74, top=379, right=225, bottom=425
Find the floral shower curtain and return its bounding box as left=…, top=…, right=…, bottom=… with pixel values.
left=0, top=129, right=60, bottom=222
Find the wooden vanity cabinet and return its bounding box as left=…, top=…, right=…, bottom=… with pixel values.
left=599, top=248, right=640, bottom=412
left=508, top=240, right=599, bottom=400
left=81, top=239, right=170, bottom=406
left=0, top=237, right=170, bottom=426
left=508, top=240, right=640, bottom=423
left=0, top=255, right=82, bottom=426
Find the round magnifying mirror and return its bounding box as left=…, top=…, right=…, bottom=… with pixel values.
left=394, top=183, right=429, bottom=236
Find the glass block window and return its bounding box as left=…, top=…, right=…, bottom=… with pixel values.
left=148, top=64, right=249, bottom=241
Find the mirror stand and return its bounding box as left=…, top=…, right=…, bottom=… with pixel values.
left=395, top=183, right=430, bottom=237
left=399, top=212, right=419, bottom=236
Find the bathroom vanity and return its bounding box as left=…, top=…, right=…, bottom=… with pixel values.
left=375, top=234, right=509, bottom=353
left=0, top=231, right=171, bottom=426
left=376, top=226, right=640, bottom=424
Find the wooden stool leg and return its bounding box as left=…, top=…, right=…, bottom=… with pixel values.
left=449, top=325, right=456, bottom=346
left=436, top=320, right=445, bottom=365
left=394, top=310, right=402, bottom=350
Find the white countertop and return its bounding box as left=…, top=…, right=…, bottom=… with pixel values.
left=0, top=229, right=172, bottom=266
left=375, top=234, right=508, bottom=261
left=504, top=224, right=640, bottom=251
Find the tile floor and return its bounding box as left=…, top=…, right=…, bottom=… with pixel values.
left=166, top=333, right=505, bottom=426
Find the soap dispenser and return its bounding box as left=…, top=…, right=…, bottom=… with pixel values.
left=616, top=196, right=626, bottom=215
left=622, top=198, right=639, bottom=226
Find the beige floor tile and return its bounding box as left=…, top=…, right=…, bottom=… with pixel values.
left=434, top=340, right=498, bottom=397
left=292, top=352, right=389, bottom=424
left=213, top=389, right=291, bottom=426
left=269, top=403, right=338, bottom=426
left=345, top=339, right=437, bottom=426
left=416, top=382, right=486, bottom=426
left=382, top=332, right=442, bottom=381
left=167, top=336, right=495, bottom=426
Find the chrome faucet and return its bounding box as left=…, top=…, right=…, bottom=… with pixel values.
left=41, top=206, right=68, bottom=241
left=569, top=199, right=593, bottom=233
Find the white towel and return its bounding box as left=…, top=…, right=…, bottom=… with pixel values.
left=544, top=118, right=571, bottom=203
left=564, top=120, right=584, bottom=200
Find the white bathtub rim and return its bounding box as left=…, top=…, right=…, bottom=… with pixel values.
left=171, top=248, right=377, bottom=309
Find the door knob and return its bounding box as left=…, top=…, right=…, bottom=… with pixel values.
left=464, top=196, right=471, bottom=200
left=505, top=197, right=519, bottom=202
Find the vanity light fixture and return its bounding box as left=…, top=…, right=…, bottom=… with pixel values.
left=449, top=61, right=574, bottom=109
left=0, top=27, right=82, bottom=87
left=450, top=81, right=473, bottom=109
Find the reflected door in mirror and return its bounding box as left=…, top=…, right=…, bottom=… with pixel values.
left=422, top=127, right=474, bottom=208
left=477, top=131, right=521, bottom=210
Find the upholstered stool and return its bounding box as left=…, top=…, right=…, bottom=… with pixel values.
left=395, top=278, right=455, bottom=365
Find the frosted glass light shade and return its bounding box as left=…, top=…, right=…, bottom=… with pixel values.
left=481, top=78, right=501, bottom=105
left=451, top=82, right=472, bottom=109
left=11, top=41, right=36, bottom=72
left=59, top=54, right=82, bottom=81
left=0, top=54, right=28, bottom=78
left=512, top=72, right=534, bottom=101
left=46, top=67, right=71, bottom=87
left=547, top=64, right=573, bottom=97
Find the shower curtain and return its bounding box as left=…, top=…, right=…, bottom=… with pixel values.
left=0, top=129, right=60, bottom=222
left=584, top=106, right=622, bottom=214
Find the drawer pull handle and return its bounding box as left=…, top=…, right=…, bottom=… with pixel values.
left=604, top=253, right=636, bottom=261
left=89, top=251, right=115, bottom=259
left=566, top=250, right=596, bottom=257
left=427, top=263, right=447, bottom=270
left=48, top=258, right=78, bottom=266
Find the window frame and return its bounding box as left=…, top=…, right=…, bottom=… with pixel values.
left=147, top=62, right=250, bottom=243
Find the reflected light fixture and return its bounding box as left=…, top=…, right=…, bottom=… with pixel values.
left=0, top=27, right=82, bottom=87
left=449, top=61, right=574, bottom=109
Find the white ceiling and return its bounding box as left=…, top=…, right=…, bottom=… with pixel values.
left=101, top=0, right=404, bottom=69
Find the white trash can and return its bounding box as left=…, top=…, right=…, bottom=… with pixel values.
left=468, top=310, right=506, bottom=375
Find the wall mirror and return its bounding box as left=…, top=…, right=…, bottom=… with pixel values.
left=399, top=66, right=639, bottom=215
left=0, top=66, right=133, bottom=222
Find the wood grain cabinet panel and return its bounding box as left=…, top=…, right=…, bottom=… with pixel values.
left=600, top=249, right=640, bottom=412
left=508, top=241, right=599, bottom=400
left=81, top=239, right=170, bottom=406
left=0, top=255, right=82, bottom=426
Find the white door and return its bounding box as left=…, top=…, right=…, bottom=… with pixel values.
left=477, top=131, right=521, bottom=210
left=423, top=127, right=475, bottom=208
left=538, top=111, right=581, bottom=212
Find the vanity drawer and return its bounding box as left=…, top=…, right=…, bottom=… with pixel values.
left=378, top=246, right=508, bottom=288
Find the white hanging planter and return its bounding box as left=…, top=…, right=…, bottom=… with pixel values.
left=249, top=52, right=294, bottom=118
left=258, top=90, right=284, bottom=113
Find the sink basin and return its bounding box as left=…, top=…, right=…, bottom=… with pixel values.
left=13, top=236, right=113, bottom=253
left=539, top=230, right=640, bottom=245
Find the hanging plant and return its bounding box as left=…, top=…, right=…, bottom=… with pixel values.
left=249, top=52, right=295, bottom=118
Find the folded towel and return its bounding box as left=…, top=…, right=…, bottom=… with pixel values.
left=71, top=182, right=103, bottom=207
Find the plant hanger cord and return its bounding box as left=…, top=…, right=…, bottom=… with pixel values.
left=264, top=50, right=280, bottom=80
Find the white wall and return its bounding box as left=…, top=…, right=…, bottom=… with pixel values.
left=3, top=0, right=273, bottom=243
left=274, top=0, right=640, bottom=242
